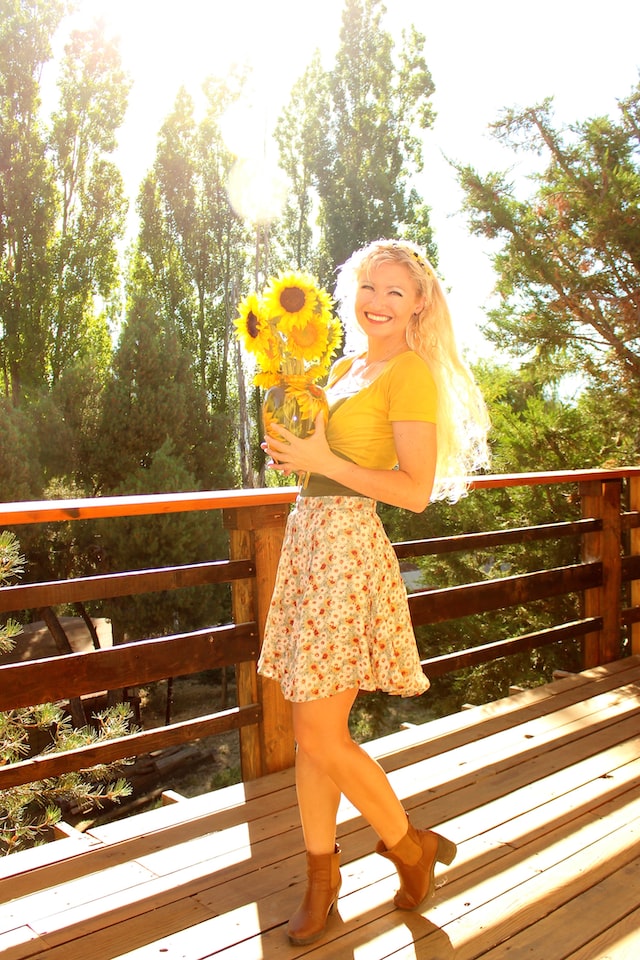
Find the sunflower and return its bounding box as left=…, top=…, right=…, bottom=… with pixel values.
left=253, top=371, right=281, bottom=390
left=234, top=269, right=342, bottom=389
left=284, top=314, right=331, bottom=364
left=263, top=271, right=319, bottom=328
left=284, top=378, right=329, bottom=422
left=234, top=293, right=273, bottom=358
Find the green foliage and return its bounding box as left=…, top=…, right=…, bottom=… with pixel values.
left=48, top=22, right=130, bottom=383
left=0, top=400, right=42, bottom=500
left=97, top=273, right=226, bottom=492
left=315, top=1, right=436, bottom=268
left=0, top=530, right=24, bottom=653
left=0, top=0, right=62, bottom=402
left=276, top=0, right=437, bottom=281
left=131, top=77, right=256, bottom=487
left=0, top=2, right=128, bottom=403
left=274, top=52, right=330, bottom=274
left=457, top=83, right=640, bottom=403
left=0, top=703, right=134, bottom=855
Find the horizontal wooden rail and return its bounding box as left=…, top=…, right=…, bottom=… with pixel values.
left=622, top=606, right=640, bottom=627
left=0, top=703, right=262, bottom=791
left=2, top=468, right=639, bottom=527
left=0, top=559, right=255, bottom=614
left=0, top=487, right=299, bottom=525
left=394, top=519, right=601, bottom=560
left=422, top=618, right=603, bottom=679
left=622, top=555, right=640, bottom=582
left=622, top=511, right=640, bottom=531
left=409, top=561, right=602, bottom=625
left=0, top=621, right=259, bottom=710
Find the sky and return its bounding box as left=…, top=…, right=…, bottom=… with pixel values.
left=51, top=0, right=640, bottom=355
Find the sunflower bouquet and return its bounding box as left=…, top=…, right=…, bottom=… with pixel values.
left=234, top=270, right=342, bottom=440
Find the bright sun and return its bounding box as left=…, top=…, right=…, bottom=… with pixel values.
left=61, top=0, right=336, bottom=224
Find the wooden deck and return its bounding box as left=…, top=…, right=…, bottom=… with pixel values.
left=1, top=656, right=639, bottom=960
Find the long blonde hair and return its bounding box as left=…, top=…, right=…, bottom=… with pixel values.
left=334, top=239, right=490, bottom=502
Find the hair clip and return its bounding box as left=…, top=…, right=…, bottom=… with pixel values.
left=387, top=240, right=429, bottom=273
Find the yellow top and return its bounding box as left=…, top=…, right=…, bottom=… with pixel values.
left=302, top=350, right=437, bottom=498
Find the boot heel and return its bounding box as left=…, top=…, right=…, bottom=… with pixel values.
left=433, top=832, right=457, bottom=865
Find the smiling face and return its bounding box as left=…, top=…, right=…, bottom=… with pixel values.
left=354, top=260, right=425, bottom=355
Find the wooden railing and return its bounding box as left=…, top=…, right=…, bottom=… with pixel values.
left=1, top=468, right=639, bottom=794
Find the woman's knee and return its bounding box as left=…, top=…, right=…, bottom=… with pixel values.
left=294, top=718, right=336, bottom=759
left=292, top=689, right=358, bottom=759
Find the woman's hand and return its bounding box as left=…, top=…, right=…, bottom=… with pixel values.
left=262, top=414, right=333, bottom=479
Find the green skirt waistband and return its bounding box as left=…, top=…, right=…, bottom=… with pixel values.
left=300, top=474, right=362, bottom=498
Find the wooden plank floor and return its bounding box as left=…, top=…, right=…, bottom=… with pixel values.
left=1, top=656, right=639, bottom=960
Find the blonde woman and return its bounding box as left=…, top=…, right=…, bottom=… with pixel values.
left=260, top=239, right=490, bottom=945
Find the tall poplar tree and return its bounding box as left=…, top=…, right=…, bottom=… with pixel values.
left=0, top=0, right=62, bottom=403
left=131, top=76, right=255, bottom=486
left=0, top=2, right=129, bottom=404
left=314, top=0, right=436, bottom=270
left=274, top=52, right=331, bottom=275
left=49, top=22, right=130, bottom=384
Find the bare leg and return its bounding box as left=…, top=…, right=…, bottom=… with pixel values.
left=295, top=747, right=341, bottom=855
left=292, top=688, right=409, bottom=852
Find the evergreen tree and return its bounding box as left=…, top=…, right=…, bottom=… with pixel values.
left=457, top=83, right=640, bottom=403
left=95, top=439, right=230, bottom=643
left=97, top=259, right=225, bottom=492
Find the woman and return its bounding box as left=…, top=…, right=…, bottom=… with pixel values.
left=259, top=239, right=489, bottom=945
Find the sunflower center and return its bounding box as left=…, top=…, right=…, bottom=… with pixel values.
left=280, top=286, right=306, bottom=314
left=247, top=310, right=260, bottom=338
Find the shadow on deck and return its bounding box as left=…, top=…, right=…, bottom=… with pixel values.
left=1, top=656, right=639, bottom=960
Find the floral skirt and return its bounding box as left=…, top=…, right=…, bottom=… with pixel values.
left=257, top=495, right=430, bottom=702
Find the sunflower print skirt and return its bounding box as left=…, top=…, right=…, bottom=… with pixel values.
left=257, top=495, right=430, bottom=702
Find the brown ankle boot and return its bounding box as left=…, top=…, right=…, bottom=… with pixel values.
left=376, top=822, right=456, bottom=910
left=287, top=844, right=342, bottom=945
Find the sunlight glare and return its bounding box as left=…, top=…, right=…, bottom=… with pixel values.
left=227, top=155, right=288, bottom=224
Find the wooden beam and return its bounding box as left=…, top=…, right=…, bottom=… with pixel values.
left=0, top=622, right=259, bottom=710
left=394, top=518, right=601, bottom=560
left=0, top=559, right=255, bottom=614
left=630, top=476, right=640, bottom=656
left=422, top=618, right=602, bottom=678
left=581, top=480, right=623, bottom=667
left=225, top=504, right=295, bottom=777
left=0, top=704, right=262, bottom=790
left=228, top=525, right=262, bottom=782
left=409, top=562, right=602, bottom=625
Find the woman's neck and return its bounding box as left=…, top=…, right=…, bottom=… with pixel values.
left=363, top=342, right=409, bottom=367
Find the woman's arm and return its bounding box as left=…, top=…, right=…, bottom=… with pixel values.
left=264, top=416, right=437, bottom=513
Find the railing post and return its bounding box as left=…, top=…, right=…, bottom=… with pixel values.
left=224, top=502, right=295, bottom=779
left=631, top=476, right=640, bottom=656
left=580, top=479, right=622, bottom=667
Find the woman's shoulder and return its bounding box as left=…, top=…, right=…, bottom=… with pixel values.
left=387, top=350, right=434, bottom=383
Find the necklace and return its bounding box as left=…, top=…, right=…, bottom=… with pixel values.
left=358, top=345, right=409, bottom=375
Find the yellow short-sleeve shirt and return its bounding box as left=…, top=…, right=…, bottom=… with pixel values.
left=325, top=350, right=438, bottom=471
